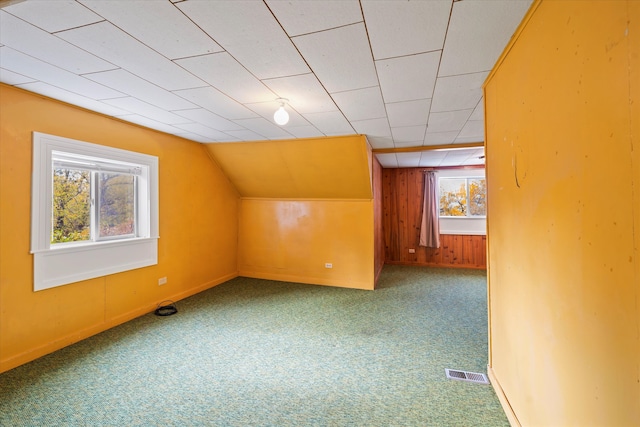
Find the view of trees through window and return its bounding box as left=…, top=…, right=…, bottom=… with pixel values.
left=52, top=168, right=91, bottom=243
left=99, top=173, right=135, bottom=238
left=439, top=177, right=486, bottom=217
left=52, top=168, right=136, bottom=244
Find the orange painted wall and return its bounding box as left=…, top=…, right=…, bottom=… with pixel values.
left=0, top=85, right=240, bottom=373
left=484, top=1, right=639, bottom=425
left=239, top=199, right=374, bottom=290
left=207, top=134, right=377, bottom=290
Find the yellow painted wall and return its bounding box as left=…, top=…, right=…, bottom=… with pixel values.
left=207, top=135, right=376, bottom=290
left=239, top=199, right=374, bottom=290
left=0, top=85, right=240, bottom=373
left=484, top=1, right=639, bottom=425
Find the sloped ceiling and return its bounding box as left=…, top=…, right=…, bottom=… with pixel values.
left=0, top=0, right=532, bottom=168
left=206, top=135, right=373, bottom=199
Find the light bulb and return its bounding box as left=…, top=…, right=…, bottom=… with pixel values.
left=273, top=105, right=289, bottom=126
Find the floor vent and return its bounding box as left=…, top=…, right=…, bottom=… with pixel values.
left=445, top=368, right=490, bottom=384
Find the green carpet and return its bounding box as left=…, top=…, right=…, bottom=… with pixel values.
left=0, top=266, right=508, bottom=426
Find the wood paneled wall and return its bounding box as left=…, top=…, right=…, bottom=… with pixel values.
left=382, top=167, right=486, bottom=269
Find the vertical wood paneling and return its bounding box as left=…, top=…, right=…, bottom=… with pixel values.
left=396, top=169, right=408, bottom=263
left=382, top=167, right=486, bottom=269
left=407, top=169, right=423, bottom=263
left=382, top=169, right=396, bottom=261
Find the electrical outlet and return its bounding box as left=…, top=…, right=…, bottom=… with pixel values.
left=158, top=277, right=167, bottom=286
left=408, top=248, right=416, bottom=254
left=325, top=263, right=333, bottom=269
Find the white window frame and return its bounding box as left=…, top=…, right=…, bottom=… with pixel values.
left=438, top=176, right=487, bottom=219
left=437, top=169, right=486, bottom=236
left=31, top=132, right=159, bottom=291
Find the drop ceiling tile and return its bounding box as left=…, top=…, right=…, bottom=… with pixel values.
left=176, top=52, right=275, bottom=104
left=17, top=82, right=129, bottom=117
left=376, top=51, right=440, bottom=103
left=115, top=114, right=189, bottom=135
left=267, top=0, right=362, bottom=37
left=79, top=0, right=223, bottom=60
left=396, top=152, right=421, bottom=168
left=173, top=123, right=233, bottom=141
left=469, top=99, right=484, bottom=121
left=232, top=117, right=293, bottom=140
left=424, top=131, right=459, bottom=145
left=293, top=23, right=377, bottom=93
left=0, top=46, right=123, bottom=99
left=375, top=153, right=398, bottom=168
left=302, top=111, right=354, bottom=135
left=351, top=118, right=391, bottom=138
left=103, top=97, right=192, bottom=125
left=3, top=1, right=102, bottom=34
left=394, top=140, right=424, bottom=148
left=419, top=151, right=448, bottom=167
left=455, top=135, right=484, bottom=144
left=439, top=0, right=532, bottom=76
left=462, top=157, right=485, bottom=166
left=427, top=109, right=473, bottom=134
left=362, top=0, right=450, bottom=60
left=284, top=126, right=325, bottom=139
left=176, top=133, right=214, bottom=144
left=57, top=21, right=204, bottom=91
left=391, top=125, right=426, bottom=144
left=431, top=72, right=488, bottom=112
left=173, top=109, right=244, bottom=132
left=441, top=150, right=484, bottom=167
left=263, top=73, right=337, bottom=114
left=224, top=129, right=268, bottom=141
left=84, top=69, right=197, bottom=110
left=0, top=68, right=35, bottom=85
left=332, top=87, right=386, bottom=122
left=462, top=149, right=486, bottom=165
left=386, top=99, right=431, bottom=128
left=177, top=1, right=309, bottom=79
left=441, top=148, right=484, bottom=166
left=0, top=11, right=114, bottom=74
left=457, top=120, right=484, bottom=142
left=172, top=87, right=258, bottom=120
left=367, top=136, right=394, bottom=150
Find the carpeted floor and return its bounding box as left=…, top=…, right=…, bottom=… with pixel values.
left=0, top=266, right=508, bottom=426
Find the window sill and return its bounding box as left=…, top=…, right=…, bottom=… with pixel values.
left=31, top=236, right=158, bottom=255
left=439, top=216, right=487, bottom=219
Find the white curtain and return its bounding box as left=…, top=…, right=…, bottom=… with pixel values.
left=419, top=171, right=440, bottom=248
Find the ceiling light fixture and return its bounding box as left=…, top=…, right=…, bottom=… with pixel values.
left=273, top=98, right=289, bottom=126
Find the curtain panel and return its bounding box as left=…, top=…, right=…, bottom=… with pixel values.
left=419, top=171, right=440, bottom=248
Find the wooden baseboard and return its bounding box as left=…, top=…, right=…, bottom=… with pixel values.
left=239, top=270, right=374, bottom=290
left=487, top=365, right=521, bottom=427
left=0, top=272, right=238, bottom=374
left=383, top=261, right=486, bottom=270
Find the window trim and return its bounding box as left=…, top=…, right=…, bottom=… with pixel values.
left=31, top=132, right=159, bottom=291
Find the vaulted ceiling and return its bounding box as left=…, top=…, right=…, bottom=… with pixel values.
left=0, top=0, right=531, bottom=168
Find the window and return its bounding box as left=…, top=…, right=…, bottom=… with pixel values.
left=439, top=177, right=486, bottom=217
left=51, top=153, right=140, bottom=244
left=31, top=132, right=158, bottom=291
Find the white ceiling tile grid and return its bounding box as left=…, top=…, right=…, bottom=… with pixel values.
left=0, top=0, right=533, bottom=167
